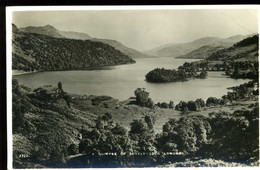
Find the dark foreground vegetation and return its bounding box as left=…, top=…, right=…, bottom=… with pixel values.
left=12, top=78, right=259, bottom=168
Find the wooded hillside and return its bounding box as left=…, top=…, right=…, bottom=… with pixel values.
left=12, top=28, right=135, bottom=72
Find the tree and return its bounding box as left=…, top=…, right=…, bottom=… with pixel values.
left=129, top=117, right=156, bottom=154
left=134, top=88, right=154, bottom=108
left=58, top=82, right=62, bottom=90
left=175, top=101, right=188, bottom=111
left=206, top=97, right=220, bottom=107
left=79, top=113, right=131, bottom=161
left=187, top=101, right=198, bottom=111
left=195, top=98, right=205, bottom=109
left=156, top=116, right=211, bottom=155
left=161, top=102, right=169, bottom=108
left=169, top=101, right=174, bottom=109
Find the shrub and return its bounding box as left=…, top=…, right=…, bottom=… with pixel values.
left=187, top=101, right=198, bottom=111
left=195, top=98, right=206, bottom=108
left=206, top=97, right=220, bottom=107
left=169, top=101, right=174, bottom=109
left=161, top=102, right=169, bottom=108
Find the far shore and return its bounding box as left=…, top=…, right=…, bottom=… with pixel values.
left=12, top=62, right=138, bottom=76
left=12, top=70, right=38, bottom=76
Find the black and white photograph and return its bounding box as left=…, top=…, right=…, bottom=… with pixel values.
left=7, top=6, right=259, bottom=169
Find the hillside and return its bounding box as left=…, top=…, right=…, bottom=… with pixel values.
left=176, top=46, right=225, bottom=59
left=18, top=24, right=152, bottom=59
left=20, top=25, right=92, bottom=40
left=12, top=80, right=175, bottom=168
left=207, top=35, right=259, bottom=61
left=12, top=29, right=135, bottom=72
left=145, top=35, right=250, bottom=58
left=91, top=38, right=153, bottom=59
left=13, top=79, right=259, bottom=168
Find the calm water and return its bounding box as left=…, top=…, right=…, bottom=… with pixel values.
left=14, top=58, right=250, bottom=103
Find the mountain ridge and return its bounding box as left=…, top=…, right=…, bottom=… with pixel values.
left=20, top=25, right=92, bottom=40
left=144, top=35, right=252, bottom=58
left=18, top=24, right=152, bottom=59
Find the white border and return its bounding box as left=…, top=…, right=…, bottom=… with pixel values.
left=6, top=5, right=260, bottom=170
left=6, top=6, right=13, bottom=170
left=5, top=5, right=260, bottom=11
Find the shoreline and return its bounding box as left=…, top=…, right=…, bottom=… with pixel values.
left=12, top=62, right=136, bottom=76
left=12, top=70, right=39, bottom=76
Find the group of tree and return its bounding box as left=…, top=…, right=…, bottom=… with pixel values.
left=156, top=101, right=174, bottom=109
left=156, top=115, right=211, bottom=155
left=134, top=88, right=154, bottom=108
left=175, top=98, right=206, bottom=112
left=134, top=79, right=258, bottom=113
left=158, top=106, right=259, bottom=163
left=12, top=30, right=135, bottom=72
left=224, top=61, right=259, bottom=80
left=174, top=80, right=258, bottom=113
left=77, top=113, right=156, bottom=167
left=206, top=108, right=259, bottom=160
left=187, top=60, right=258, bottom=81
left=71, top=105, right=259, bottom=167
left=145, top=64, right=208, bottom=83
left=206, top=35, right=258, bottom=61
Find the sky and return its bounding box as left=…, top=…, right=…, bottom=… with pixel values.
left=12, top=8, right=258, bottom=51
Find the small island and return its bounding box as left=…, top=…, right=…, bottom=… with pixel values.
left=145, top=62, right=208, bottom=83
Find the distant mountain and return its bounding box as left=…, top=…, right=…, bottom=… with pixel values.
left=19, top=24, right=152, bottom=58
left=12, top=26, right=135, bottom=72
left=91, top=38, right=153, bottom=59
left=143, top=42, right=177, bottom=57
left=12, top=23, right=19, bottom=32
left=20, top=25, right=64, bottom=38
left=20, top=25, right=92, bottom=40
left=144, top=35, right=251, bottom=58
left=207, top=35, right=259, bottom=61
left=176, top=46, right=225, bottom=59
